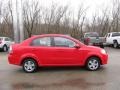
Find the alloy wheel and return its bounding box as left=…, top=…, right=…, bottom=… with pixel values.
left=86, top=57, right=100, bottom=71
left=23, top=59, right=37, bottom=73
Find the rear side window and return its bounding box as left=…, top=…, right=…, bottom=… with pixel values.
left=31, top=37, right=51, bottom=46
left=112, top=33, right=120, bottom=37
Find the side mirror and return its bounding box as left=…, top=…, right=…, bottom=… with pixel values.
left=74, top=44, right=80, bottom=48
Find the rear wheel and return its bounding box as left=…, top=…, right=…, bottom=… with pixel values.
left=22, top=59, right=38, bottom=73
left=2, top=45, right=8, bottom=52
left=86, top=57, right=100, bottom=71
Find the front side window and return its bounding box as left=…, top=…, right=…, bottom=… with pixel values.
left=31, top=37, right=51, bottom=46
left=54, top=37, right=75, bottom=47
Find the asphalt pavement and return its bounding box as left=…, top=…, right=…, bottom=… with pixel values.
left=0, top=47, right=120, bottom=90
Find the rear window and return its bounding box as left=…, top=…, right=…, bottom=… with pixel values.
left=112, top=33, right=120, bottom=37
left=85, top=33, right=99, bottom=37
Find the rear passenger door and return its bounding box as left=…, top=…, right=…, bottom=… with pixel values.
left=30, top=37, right=56, bottom=65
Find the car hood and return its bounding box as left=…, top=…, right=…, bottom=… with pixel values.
left=85, top=45, right=102, bottom=51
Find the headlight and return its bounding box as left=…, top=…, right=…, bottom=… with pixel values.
left=101, top=49, right=106, bottom=54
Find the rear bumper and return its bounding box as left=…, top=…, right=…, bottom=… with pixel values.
left=88, top=43, right=104, bottom=48
left=8, top=54, right=20, bottom=65
left=93, top=42, right=103, bottom=45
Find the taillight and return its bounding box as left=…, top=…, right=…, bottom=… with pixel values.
left=85, top=38, right=90, bottom=45
left=9, top=46, right=13, bottom=54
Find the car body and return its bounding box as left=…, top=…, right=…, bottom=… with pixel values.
left=83, top=32, right=105, bottom=48
left=105, top=32, right=120, bottom=48
left=0, top=37, right=13, bottom=52
left=8, top=34, right=108, bottom=73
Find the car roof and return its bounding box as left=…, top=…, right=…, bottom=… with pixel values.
left=0, top=37, right=9, bottom=38
left=84, top=32, right=98, bottom=34
left=21, top=34, right=85, bottom=46
left=32, top=34, right=71, bottom=38
left=110, top=32, right=120, bottom=33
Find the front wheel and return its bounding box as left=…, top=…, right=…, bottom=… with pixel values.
left=86, top=57, right=100, bottom=71
left=22, top=59, right=38, bottom=73
left=113, top=41, right=119, bottom=48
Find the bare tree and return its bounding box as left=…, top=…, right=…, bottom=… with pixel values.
left=0, top=0, right=13, bottom=38
left=42, top=3, right=57, bottom=33
left=71, top=5, right=87, bottom=39
left=2, top=0, right=120, bottom=40
left=111, top=0, right=120, bottom=32
left=23, top=0, right=41, bottom=38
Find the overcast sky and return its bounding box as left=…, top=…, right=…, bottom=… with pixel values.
left=1, top=0, right=113, bottom=21
left=38, top=0, right=113, bottom=19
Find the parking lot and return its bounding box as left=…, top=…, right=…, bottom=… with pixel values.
left=0, top=47, right=120, bottom=90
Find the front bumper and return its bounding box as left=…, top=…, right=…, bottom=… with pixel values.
left=101, top=54, right=108, bottom=65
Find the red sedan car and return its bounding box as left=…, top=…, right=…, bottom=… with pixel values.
left=8, top=34, right=108, bottom=73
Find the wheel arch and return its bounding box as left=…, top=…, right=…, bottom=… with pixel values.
left=3, top=44, right=7, bottom=47
left=85, top=55, right=102, bottom=65
left=113, top=39, right=118, bottom=42
left=20, top=56, right=39, bottom=66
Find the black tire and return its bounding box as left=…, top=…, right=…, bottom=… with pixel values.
left=22, top=59, right=38, bottom=73
left=2, top=45, right=8, bottom=52
left=100, top=44, right=104, bottom=48
left=113, top=41, right=119, bottom=48
left=86, top=57, right=100, bottom=71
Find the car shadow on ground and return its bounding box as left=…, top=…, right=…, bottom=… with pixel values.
left=15, top=66, right=106, bottom=73
left=104, top=45, right=120, bottom=49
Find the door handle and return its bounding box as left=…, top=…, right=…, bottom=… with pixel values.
left=31, top=49, right=37, bottom=51
left=56, top=49, right=64, bottom=52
